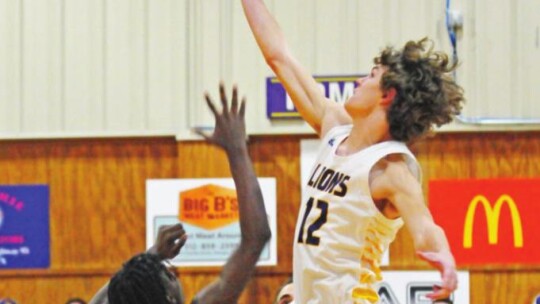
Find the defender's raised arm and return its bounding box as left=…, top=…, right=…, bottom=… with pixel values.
left=194, top=84, right=271, bottom=304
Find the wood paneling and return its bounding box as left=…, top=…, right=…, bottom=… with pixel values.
left=470, top=271, right=540, bottom=303
left=0, top=132, right=539, bottom=303
left=0, top=137, right=178, bottom=272
left=0, top=275, right=111, bottom=302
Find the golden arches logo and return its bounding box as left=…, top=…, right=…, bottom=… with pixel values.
left=463, top=194, right=523, bottom=248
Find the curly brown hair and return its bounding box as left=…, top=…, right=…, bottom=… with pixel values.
left=375, top=38, right=465, bottom=143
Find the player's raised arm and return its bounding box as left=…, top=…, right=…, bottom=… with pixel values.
left=370, top=157, right=458, bottom=301
left=194, top=84, right=272, bottom=304
left=241, top=0, right=350, bottom=136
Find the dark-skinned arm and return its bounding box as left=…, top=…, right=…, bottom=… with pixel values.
left=194, top=84, right=272, bottom=304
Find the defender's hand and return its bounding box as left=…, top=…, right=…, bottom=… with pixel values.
left=197, top=83, right=247, bottom=153
left=148, top=223, right=188, bottom=260
left=417, top=250, right=458, bottom=300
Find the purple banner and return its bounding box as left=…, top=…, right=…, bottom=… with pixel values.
left=0, top=185, right=50, bottom=269
left=266, top=75, right=363, bottom=119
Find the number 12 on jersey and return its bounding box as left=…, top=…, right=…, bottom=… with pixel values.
left=297, top=197, right=329, bottom=246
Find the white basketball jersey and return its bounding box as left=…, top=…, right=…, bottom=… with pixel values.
left=293, top=125, right=421, bottom=304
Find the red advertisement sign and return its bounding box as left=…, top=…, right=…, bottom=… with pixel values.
left=179, top=184, right=238, bottom=230
left=429, top=179, right=540, bottom=267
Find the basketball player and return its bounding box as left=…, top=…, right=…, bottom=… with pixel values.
left=241, top=0, right=465, bottom=302
left=65, top=298, right=87, bottom=304
left=274, top=277, right=294, bottom=304
left=89, top=84, right=271, bottom=304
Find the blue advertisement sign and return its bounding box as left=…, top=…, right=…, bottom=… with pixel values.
left=266, top=75, right=363, bottom=119
left=0, top=185, right=50, bottom=269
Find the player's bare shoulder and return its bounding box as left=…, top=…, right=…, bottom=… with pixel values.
left=320, top=102, right=352, bottom=137
left=370, top=154, right=419, bottom=200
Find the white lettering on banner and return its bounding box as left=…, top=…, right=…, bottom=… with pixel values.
left=376, top=283, right=454, bottom=304
left=0, top=248, right=19, bottom=255
left=329, top=82, right=355, bottom=103
left=19, top=247, right=30, bottom=255
left=286, top=94, right=294, bottom=111
left=318, top=83, right=326, bottom=95
left=285, top=83, right=332, bottom=111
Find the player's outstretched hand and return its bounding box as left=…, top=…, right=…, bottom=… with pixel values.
left=197, top=83, right=247, bottom=153
left=148, top=223, right=188, bottom=260
left=417, top=250, right=458, bottom=301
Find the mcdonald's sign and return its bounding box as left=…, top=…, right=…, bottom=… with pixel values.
left=429, top=179, right=540, bottom=267
left=463, top=194, right=523, bottom=249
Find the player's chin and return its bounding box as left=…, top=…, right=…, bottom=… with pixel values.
left=343, top=98, right=361, bottom=114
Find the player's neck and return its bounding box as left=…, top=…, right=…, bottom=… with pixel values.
left=340, top=111, right=390, bottom=155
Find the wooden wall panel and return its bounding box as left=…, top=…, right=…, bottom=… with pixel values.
left=0, top=275, right=111, bottom=302
left=0, top=132, right=540, bottom=303
left=0, top=138, right=178, bottom=272
left=249, top=136, right=301, bottom=273
left=470, top=271, right=540, bottom=303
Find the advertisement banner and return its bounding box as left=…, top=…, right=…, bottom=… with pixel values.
left=146, top=178, right=277, bottom=267
left=429, top=179, right=540, bottom=266
left=0, top=185, right=50, bottom=269
left=378, top=270, right=469, bottom=304
left=267, top=75, right=362, bottom=118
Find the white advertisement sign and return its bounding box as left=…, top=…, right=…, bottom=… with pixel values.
left=146, top=178, right=277, bottom=267
left=300, top=139, right=391, bottom=265
left=378, top=271, right=470, bottom=304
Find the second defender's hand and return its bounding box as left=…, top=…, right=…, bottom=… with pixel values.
left=147, top=223, right=188, bottom=260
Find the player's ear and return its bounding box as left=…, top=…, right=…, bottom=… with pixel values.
left=381, top=87, right=396, bottom=106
